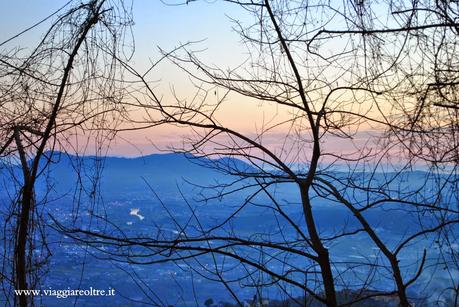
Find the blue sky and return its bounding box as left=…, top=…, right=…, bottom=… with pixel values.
left=0, top=0, right=247, bottom=67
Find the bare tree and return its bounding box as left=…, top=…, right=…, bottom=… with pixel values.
left=0, top=1, right=132, bottom=305
left=50, top=0, right=458, bottom=306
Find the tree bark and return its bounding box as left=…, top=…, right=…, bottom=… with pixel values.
left=300, top=184, right=337, bottom=307
left=15, top=185, right=33, bottom=307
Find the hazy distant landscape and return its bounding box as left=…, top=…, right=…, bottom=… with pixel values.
left=1, top=153, right=455, bottom=305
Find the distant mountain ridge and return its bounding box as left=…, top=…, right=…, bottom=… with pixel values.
left=0, top=151, right=446, bottom=201
left=0, top=151, right=257, bottom=200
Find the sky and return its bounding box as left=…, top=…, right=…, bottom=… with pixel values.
left=0, top=1, right=248, bottom=75
left=0, top=0, right=386, bottom=160
left=0, top=1, right=283, bottom=154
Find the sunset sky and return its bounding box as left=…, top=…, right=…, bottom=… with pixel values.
left=0, top=1, right=383, bottom=158
left=1, top=1, right=273, bottom=153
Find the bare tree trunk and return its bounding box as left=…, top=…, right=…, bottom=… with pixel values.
left=300, top=184, right=337, bottom=307
left=13, top=128, right=32, bottom=307
left=15, top=185, right=33, bottom=307
left=391, top=258, right=410, bottom=307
